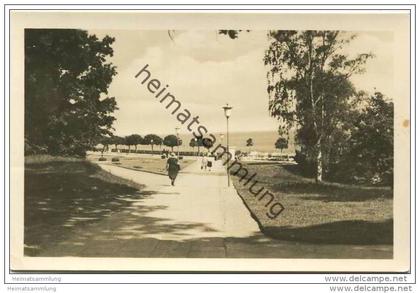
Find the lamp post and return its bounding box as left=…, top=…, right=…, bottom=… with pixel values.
left=222, top=103, right=233, bottom=187
left=150, top=138, right=154, bottom=154
left=175, top=127, right=180, bottom=157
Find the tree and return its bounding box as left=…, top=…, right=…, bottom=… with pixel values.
left=125, top=134, right=142, bottom=153
left=189, top=137, right=212, bottom=154
left=143, top=134, right=163, bottom=152
left=25, top=29, right=117, bottom=156
left=218, top=30, right=246, bottom=39
left=189, top=137, right=211, bottom=154
left=189, top=138, right=197, bottom=153
left=132, top=134, right=143, bottom=152
left=99, top=136, right=113, bottom=157
left=264, top=31, right=372, bottom=182
left=275, top=137, right=288, bottom=153
left=344, top=92, right=394, bottom=185
left=195, top=137, right=204, bottom=155
left=202, top=137, right=214, bottom=150
left=246, top=138, right=254, bottom=153
left=163, top=135, right=181, bottom=151
left=111, top=136, right=124, bottom=152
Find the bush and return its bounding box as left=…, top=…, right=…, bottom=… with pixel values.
left=111, top=157, right=120, bottom=162
left=294, top=150, right=316, bottom=178
left=98, top=157, right=107, bottom=161
left=24, top=139, right=48, bottom=156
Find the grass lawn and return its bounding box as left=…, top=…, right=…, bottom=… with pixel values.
left=24, top=155, right=148, bottom=256
left=231, top=162, right=393, bottom=245
left=88, top=153, right=194, bottom=175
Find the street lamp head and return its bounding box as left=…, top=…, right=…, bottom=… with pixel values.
left=223, top=103, right=233, bottom=119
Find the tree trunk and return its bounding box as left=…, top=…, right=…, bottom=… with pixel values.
left=307, top=33, right=323, bottom=183
left=315, top=139, right=323, bottom=183
left=128, top=145, right=130, bottom=154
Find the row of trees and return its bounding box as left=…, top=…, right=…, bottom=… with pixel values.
left=107, top=135, right=291, bottom=155
left=100, top=134, right=181, bottom=153
left=100, top=134, right=220, bottom=152
left=104, top=134, right=289, bottom=154
left=100, top=135, right=218, bottom=154
left=246, top=137, right=289, bottom=153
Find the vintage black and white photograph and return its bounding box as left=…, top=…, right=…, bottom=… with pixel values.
left=10, top=11, right=410, bottom=272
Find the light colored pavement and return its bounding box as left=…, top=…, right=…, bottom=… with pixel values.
left=39, top=158, right=393, bottom=259
left=99, top=159, right=261, bottom=240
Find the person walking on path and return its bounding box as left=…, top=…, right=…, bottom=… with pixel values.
left=201, top=154, right=208, bottom=171
left=206, top=153, right=213, bottom=172
left=166, top=152, right=180, bottom=186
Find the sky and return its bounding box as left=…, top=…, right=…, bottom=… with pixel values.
left=89, top=29, right=395, bottom=136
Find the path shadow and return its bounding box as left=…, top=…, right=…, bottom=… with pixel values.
left=66, top=203, right=218, bottom=240
left=34, top=202, right=227, bottom=257
left=263, top=219, right=393, bottom=245
left=281, top=164, right=314, bottom=180
left=39, top=230, right=392, bottom=259
left=24, top=160, right=177, bottom=256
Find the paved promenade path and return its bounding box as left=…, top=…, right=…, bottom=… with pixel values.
left=39, top=159, right=392, bottom=259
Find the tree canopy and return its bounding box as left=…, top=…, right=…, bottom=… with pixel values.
left=143, top=134, right=163, bottom=146
left=163, top=135, right=182, bottom=151
left=110, top=136, right=124, bottom=149
left=125, top=134, right=142, bottom=151
left=264, top=30, right=372, bottom=181
left=339, top=92, right=394, bottom=185
left=202, top=137, right=214, bottom=149
left=189, top=138, right=197, bottom=148
left=275, top=137, right=288, bottom=152
left=25, top=29, right=117, bottom=156
left=246, top=138, right=254, bottom=147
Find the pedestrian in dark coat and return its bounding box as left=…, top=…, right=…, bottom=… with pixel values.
left=166, top=152, right=180, bottom=186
